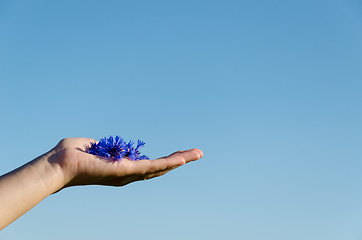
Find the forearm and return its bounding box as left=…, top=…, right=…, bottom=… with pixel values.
left=0, top=151, right=66, bottom=230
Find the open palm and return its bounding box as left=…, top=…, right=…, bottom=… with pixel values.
left=50, top=138, right=203, bottom=188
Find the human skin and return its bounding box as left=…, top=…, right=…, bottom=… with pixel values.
left=0, top=138, right=203, bottom=230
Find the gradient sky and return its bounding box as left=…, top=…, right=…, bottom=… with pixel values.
left=1, top=1, right=362, bottom=239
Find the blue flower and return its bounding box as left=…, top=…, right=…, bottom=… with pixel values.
left=127, top=148, right=137, bottom=161
left=137, top=154, right=149, bottom=160
left=86, top=136, right=148, bottom=161
left=87, top=141, right=100, bottom=155
left=136, top=140, right=145, bottom=150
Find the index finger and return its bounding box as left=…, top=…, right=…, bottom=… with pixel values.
left=132, top=148, right=203, bottom=175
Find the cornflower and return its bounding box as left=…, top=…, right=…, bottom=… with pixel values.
left=86, top=136, right=149, bottom=161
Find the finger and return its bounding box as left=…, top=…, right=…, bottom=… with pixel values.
left=165, top=148, right=203, bottom=163
left=132, top=157, right=183, bottom=176
left=142, top=166, right=179, bottom=180
left=133, top=148, right=203, bottom=175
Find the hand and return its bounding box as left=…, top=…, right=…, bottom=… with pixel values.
left=50, top=138, right=203, bottom=189
left=0, top=137, right=203, bottom=230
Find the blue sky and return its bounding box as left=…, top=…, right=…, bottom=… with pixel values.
left=0, top=0, right=362, bottom=239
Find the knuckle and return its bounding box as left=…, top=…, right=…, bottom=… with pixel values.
left=56, top=138, right=71, bottom=148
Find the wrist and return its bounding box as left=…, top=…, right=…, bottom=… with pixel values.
left=32, top=150, right=70, bottom=194
left=47, top=148, right=83, bottom=190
